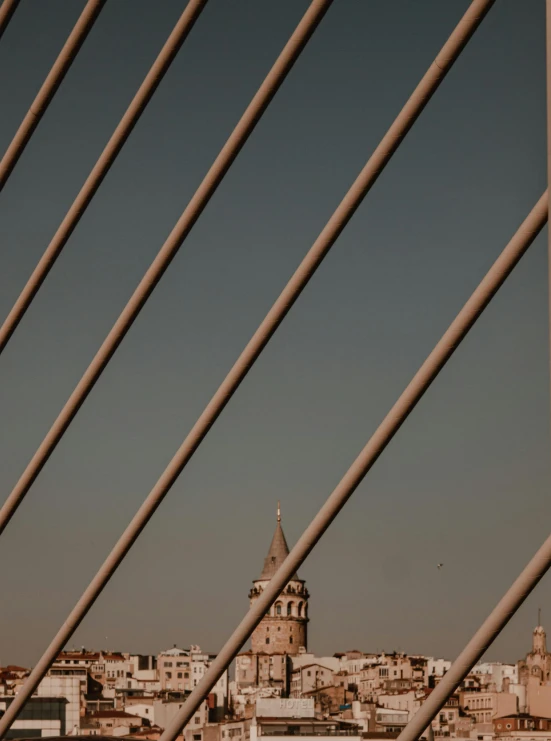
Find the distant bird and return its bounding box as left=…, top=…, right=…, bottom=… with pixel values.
left=437, top=563, right=444, bottom=570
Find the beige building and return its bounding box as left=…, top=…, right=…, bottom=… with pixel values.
left=290, top=664, right=334, bottom=697
left=235, top=651, right=290, bottom=697
left=153, top=696, right=208, bottom=741
left=203, top=718, right=251, bottom=741
left=88, top=709, right=145, bottom=735
left=460, top=688, right=517, bottom=724
left=527, top=686, right=551, bottom=719
left=158, top=648, right=192, bottom=692
left=157, top=646, right=227, bottom=714
left=377, top=689, right=420, bottom=715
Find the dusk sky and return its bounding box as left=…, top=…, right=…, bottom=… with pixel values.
left=0, top=0, right=548, bottom=668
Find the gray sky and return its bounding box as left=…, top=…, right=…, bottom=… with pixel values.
left=0, top=0, right=547, bottom=668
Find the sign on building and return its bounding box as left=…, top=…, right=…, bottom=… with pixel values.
left=255, top=697, right=315, bottom=718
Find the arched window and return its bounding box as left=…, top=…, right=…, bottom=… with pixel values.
left=298, top=602, right=303, bottom=617
left=276, top=602, right=282, bottom=616
left=287, top=602, right=294, bottom=616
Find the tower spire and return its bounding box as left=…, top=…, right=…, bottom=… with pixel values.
left=259, top=501, right=297, bottom=580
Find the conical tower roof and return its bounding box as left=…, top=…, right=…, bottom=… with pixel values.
left=259, top=502, right=299, bottom=581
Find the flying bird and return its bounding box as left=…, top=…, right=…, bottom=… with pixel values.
left=437, top=563, right=444, bottom=570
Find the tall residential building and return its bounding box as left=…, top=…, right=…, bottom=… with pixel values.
left=249, top=504, right=309, bottom=656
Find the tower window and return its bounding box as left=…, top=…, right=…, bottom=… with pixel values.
left=287, top=602, right=294, bottom=616
left=276, top=603, right=282, bottom=616
left=266, top=638, right=270, bottom=645
left=290, top=637, right=293, bottom=644
left=298, top=602, right=303, bottom=617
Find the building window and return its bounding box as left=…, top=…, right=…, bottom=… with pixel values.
left=290, top=637, right=293, bottom=644
left=287, top=602, right=293, bottom=616
left=166, top=672, right=172, bottom=679
left=276, top=603, right=282, bottom=616
left=266, top=638, right=270, bottom=645
left=178, top=673, right=183, bottom=679
left=185, top=673, right=189, bottom=678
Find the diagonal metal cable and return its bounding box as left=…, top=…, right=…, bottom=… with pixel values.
left=0, top=0, right=333, bottom=728
left=0, top=0, right=493, bottom=536
left=0, top=0, right=19, bottom=42
left=0, top=0, right=493, bottom=737
left=0, top=0, right=106, bottom=191
left=157, top=193, right=548, bottom=741
left=0, top=0, right=209, bottom=356
left=396, top=526, right=551, bottom=739
left=0, top=0, right=333, bottom=540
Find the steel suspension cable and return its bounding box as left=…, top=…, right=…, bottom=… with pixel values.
left=158, top=193, right=548, bottom=741
left=0, top=0, right=333, bottom=539
left=0, top=0, right=333, bottom=729
left=396, top=510, right=551, bottom=737
left=0, top=0, right=106, bottom=191
left=0, top=0, right=492, bottom=736
left=0, top=0, right=19, bottom=42
left=0, top=0, right=208, bottom=356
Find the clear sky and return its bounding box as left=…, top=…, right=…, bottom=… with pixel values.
left=0, top=0, right=548, bottom=668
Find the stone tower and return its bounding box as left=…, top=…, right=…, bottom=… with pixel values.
left=518, top=613, right=551, bottom=685
left=249, top=503, right=309, bottom=655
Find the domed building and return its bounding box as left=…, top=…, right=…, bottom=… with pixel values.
left=249, top=503, right=309, bottom=655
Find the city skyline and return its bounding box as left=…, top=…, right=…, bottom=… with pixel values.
left=0, top=0, right=548, bottom=670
